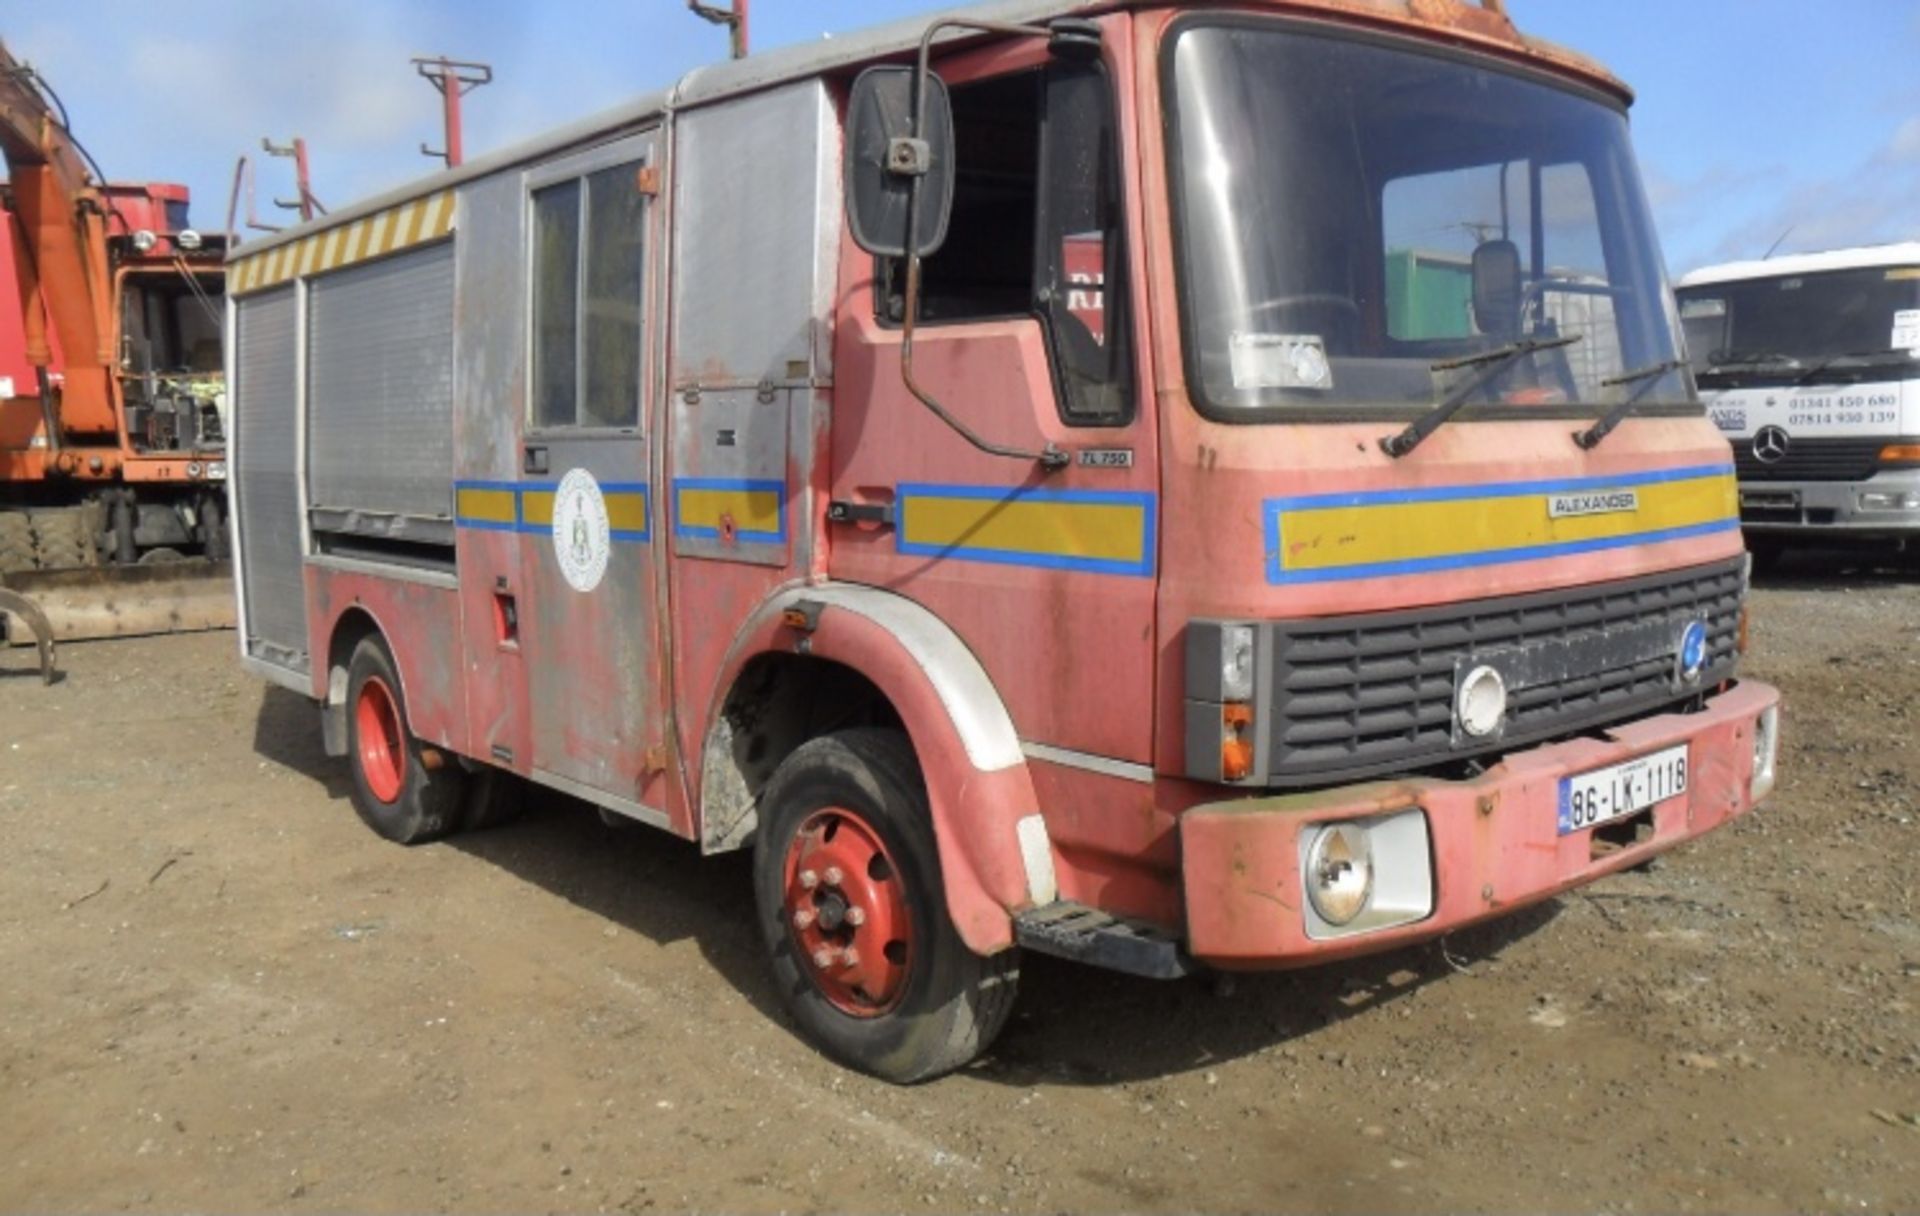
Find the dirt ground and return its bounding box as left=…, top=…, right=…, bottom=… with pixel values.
left=2, top=552, right=1917, bottom=1214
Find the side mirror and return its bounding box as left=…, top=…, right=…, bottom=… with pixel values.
left=1471, top=238, right=1522, bottom=338
left=844, top=65, right=955, bottom=259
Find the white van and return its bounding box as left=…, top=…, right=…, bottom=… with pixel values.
left=1677, top=242, right=1920, bottom=565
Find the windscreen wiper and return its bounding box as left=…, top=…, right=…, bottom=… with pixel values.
left=1793, top=347, right=1916, bottom=384
left=1573, top=358, right=1686, bottom=450
left=1706, top=351, right=1801, bottom=373
left=1380, top=334, right=1582, bottom=459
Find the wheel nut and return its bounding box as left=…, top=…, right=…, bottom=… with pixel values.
left=845, top=906, right=866, bottom=927
left=792, top=909, right=816, bottom=930
left=799, top=869, right=819, bottom=890
left=841, top=946, right=860, bottom=968
left=812, top=947, right=836, bottom=970
left=823, top=866, right=844, bottom=886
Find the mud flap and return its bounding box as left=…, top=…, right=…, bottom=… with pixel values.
left=0, top=560, right=236, bottom=644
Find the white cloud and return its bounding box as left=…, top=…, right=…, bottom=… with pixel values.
left=1698, top=116, right=1920, bottom=268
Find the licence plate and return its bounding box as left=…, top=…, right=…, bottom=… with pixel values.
left=1557, top=744, right=1688, bottom=836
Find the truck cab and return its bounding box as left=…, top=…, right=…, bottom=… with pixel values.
left=1676, top=243, right=1920, bottom=565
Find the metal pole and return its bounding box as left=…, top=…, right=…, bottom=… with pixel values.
left=687, top=1, right=749, bottom=59
left=442, top=62, right=463, bottom=166
left=413, top=57, right=493, bottom=168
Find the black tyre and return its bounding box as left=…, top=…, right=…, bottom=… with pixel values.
left=27, top=509, right=95, bottom=570
left=344, top=636, right=465, bottom=844
left=752, top=728, right=1019, bottom=1083
left=463, top=768, right=527, bottom=832
left=0, top=513, right=32, bottom=575
left=1746, top=535, right=1787, bottom=576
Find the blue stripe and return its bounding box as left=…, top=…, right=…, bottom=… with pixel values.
left=894, top=483, right=1158, bottom=578
left=1265, top=463, right=1735, bottom=513
left=1266, top=519, right=1741, bottom=585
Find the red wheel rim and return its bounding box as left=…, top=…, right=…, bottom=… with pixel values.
left=355, top=675, right=406, bottom=804
left=782, top=807, right=913, bottom=1017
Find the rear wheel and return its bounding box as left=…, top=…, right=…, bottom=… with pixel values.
left=752, top=728, right=1019, bottom=1083
left=0, top=514, right=32, bottom=575
left=344, top=636, right=465, bottom=844
left=27, top=509, right=95, bottom=570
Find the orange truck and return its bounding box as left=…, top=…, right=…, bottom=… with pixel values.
left=1, top=41, right=232, bottom=650
left=228, top=0, right=1781, bottom=1081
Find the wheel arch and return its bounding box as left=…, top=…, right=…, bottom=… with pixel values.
left=318, top=604, right=391, bottom=758
left=698, top=584, right=1056, bottom=954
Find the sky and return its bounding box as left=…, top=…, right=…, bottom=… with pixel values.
left=7, top=0, right=1916, bottom=275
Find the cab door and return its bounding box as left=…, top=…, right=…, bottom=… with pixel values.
left=829, top=32, right=1161, bottom=766
left=516, top=133, right=669, bottom=822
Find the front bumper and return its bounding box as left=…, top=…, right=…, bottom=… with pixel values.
left=1180, top=679, right=1780, bottom=967
left=1741, top=470, right=1920, bottom=536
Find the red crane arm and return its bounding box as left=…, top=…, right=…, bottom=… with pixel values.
left=0, top=39, right=119, bottom=438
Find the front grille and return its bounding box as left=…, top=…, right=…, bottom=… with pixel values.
left=1262, top=558, right=1745, bottom=786
left=1732, top=437, right=1884, bottom=482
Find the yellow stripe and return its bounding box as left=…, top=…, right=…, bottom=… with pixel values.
left=1276, top=473, right=1738, bottom=575
left=677, top=487, right=782, bottom=536
left=232, top=187, right=461, bottom=291
left=455, top=487, right=517, bottom=525
left=521, top=490, right=556, bottom=528
left=604, top=492, right=648, bottom=535
left=902, top=497, right=1146, bottom=565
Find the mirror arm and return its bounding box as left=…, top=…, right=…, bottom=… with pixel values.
left=893, top=18, right=1069, bottom=473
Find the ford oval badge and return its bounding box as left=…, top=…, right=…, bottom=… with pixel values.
left=1677, top=620, right=1709, bottom=683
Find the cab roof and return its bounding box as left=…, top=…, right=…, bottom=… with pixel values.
left=1677, top=242, right=1920, bottom=289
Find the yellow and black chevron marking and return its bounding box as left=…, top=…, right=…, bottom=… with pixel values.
left=228, top=190, right=456, bottom=295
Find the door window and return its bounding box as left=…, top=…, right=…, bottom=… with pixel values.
left=877, top=63, right=1134, bottom=426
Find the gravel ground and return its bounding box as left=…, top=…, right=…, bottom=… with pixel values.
left=1, top=552, right=1916, bottom=1213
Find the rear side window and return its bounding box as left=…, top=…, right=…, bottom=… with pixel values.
left=531, top=161, right=648, bottom=429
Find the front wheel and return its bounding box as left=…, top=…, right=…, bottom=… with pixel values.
left=752, top=729, right=1018, bottom=1083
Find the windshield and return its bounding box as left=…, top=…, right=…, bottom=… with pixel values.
left=121, top=272, right=225, bottom=380
left=1166, top=20, right=1688, bottom=418
left=1677, top=266, right=1920, bottom=380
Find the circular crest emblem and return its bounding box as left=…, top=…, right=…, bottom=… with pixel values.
left=1677, top=619, right=1709, bottom=684
left=551, top=468, right=611, bottom=593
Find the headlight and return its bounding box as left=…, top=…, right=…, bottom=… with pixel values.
left=1304, top=822, right=1374, bottom=926
left=176, top=228, right=203, bottom=251
left=1456, top=664, right=1507, bottom=738
left=1298, top=810, right=1434, bottom=940
left=131, top=229, right=157, bottom=252
left=206, top=461, right=228, bottom=481
left=1220, top=623, right=1255, bottom=701
left=1858, top=490, right=1920, bottom=511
